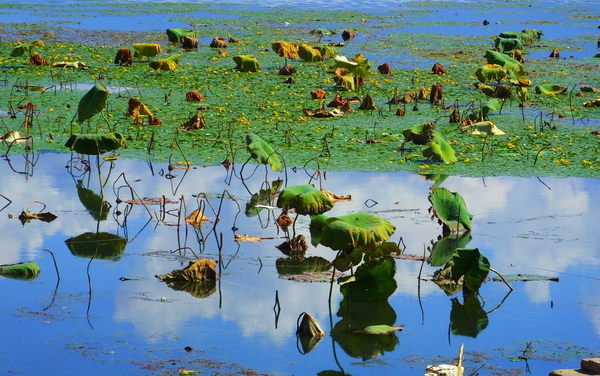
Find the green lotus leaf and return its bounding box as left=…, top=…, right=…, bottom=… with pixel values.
left=482, top=98, right=501, bottom=118
left=298, top=44, right=323, bottom=62
left=133, top=43, right=162, bottom=59
left=450, top=295, right=489, bottom=338
left=0, top=261, right=40, bottom=281
left=275, top=256, right=332, bottom=275
left=166, top=28, right=196, bottom=43
left=277, top=184, right=334, bottom=216
left=353, top=324, right=404, bottom=335
left=477, top=83, right=496, bottom=97
left=76, top=180, right=110, bottom=221
left=10, top=40, right=43, bottom=57
left=65, top=132, right=128, bottom=155
left=314, top=45, right=338, bottom=59
left=494, top=36, right=523, bottom=52
left=428, top=188, right=473, bottom=234
left=423, top=132, right=457, bottom=164
left=246, top=134, right=282, bottom=171
left=475, top=64, right=507, bottom=83
left=535, top=84, right=568, bottom=95
left=484, top=50, right=526, bottom=83
left=521, top=28, right=543, bottom=41
left=401, top=121, right=436, bottom=146
left=149, top=54, right=180, bottom=71
left=333, top=55, right=359, bottom=70
left=333, top=71, right=355, bottom=91
left=451, top=248, right=490, bottom=291
left=76, top=83, right=110, bottom=124
left=245, top=179, right=283, bottom=217
left=363, top=241, right=401, bottom=263
left=333, top=54, right=371, bottom=78
left=313, top=212, right=395, bottom=252
left=331, top=247, right=363, bottom=272
left=309, top=28, right=336, bottom=36
left=429, top=233, right=473, bottom=267
left=65, top=232, right=127, bottom=260
left=339, top=256, right=397, bottom=302
left=233, top=54, right=260, bottom=71
left=271, top=41, right=300, bottom=59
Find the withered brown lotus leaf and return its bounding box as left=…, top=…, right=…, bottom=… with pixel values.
left=283, top=76, right=296, bottom=84
left=342, top=30, right=356, bottom=41
left=296, top=312, right=325, bottom=338
left=186, top=90, right=205, bottom=101
left=340, top=101, right=353, bottom=114
left=157, top=259, right=218, bottom=282
left=401, top=91, right=417, bottom=103
left=495, top=84, right=512, bottom=99
left=358, top=94, right=376, bottom=110
left=311, top=89, right=327, bottom=99
left=512, top=49, right=525, bottom=63
left=432, top=63, right=447, bottom=74
left=148, top=115, right=162, bottom=125
left=377, top=62, right=392, bottom=74
left=276, top=235, right=308, bottom=258
left=182, top=36, right=198, bottom=49
left=278, top=63, right=297, bottom=75
left=396, top=108, right=405, bottom=116
left=450, top=108, right=461, bottom=123
left=114, top=47, right=132, bottom=66
left=272, top=41, right=300, bottom=59
left=185, top=209, right=209, bottom=228
left=210, top=37, right=228, bottom=48
left=276, top=210, right=294, bottom=229
left=179, top=112, right=207, bottom=130
left=228, top=37, right=241, bottom=44
left=30, top=53, right=48, bottom=66
left=549, top=49, right=560, bottom=58
left=429, top=82, right=444, bottom=104
left=327, top=93, right=346, bottom=108
left=418, top=87, right=428, bottom=101
left=127, top=98, right=153, bottom=123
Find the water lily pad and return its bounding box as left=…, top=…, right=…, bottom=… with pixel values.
left=0, top=261, right=40, bottom=281
left=277, top=184, right=334, bottom=216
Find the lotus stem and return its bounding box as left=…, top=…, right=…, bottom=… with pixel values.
left=490, top=267, right=513, bottom=291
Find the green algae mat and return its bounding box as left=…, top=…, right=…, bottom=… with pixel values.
left=1, top=1, right=599, bottom=177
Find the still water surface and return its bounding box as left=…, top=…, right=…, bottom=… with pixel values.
left=0, top=152, right=599, bottom=375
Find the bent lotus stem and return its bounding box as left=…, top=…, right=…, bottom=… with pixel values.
left=489, top=267, right=513, bottom=291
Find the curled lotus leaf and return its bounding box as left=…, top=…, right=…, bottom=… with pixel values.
left=494, top=37, right=523, bottom=52
left=0, top=261, right=41, bottom=281
left=451, top=248, right=490, bottom=292
left=298, top=44, right=323, bottom=62
left=149, top=54, right=180, bottom=71
left=133, top=43, right=162, bottom=59
left=77, top=83, right=110, bottom=124
left=423, top=132, right=457, bottom=164
left=535, top=84, right=568, bottom=95
left=475, top=64, right=507, bottom=83
left=271, top=41, right=300, bottom=59
left=166, top=28, right=196, bottom=43
left=277, top=184, right=334, bottom=216
left=157, top=259, right=218, bottom=282
left=233, top=54, right=260, bottom=71
left=65, top=232, right=127, bottom=260
left=310, top=212, right=395, bottom=252
left=246, top=134, right=282, bottom=171
left=484, top=50, right=526, bottom=83
left=428, top=188, right=473, bottom=234
left=65, top=132, right=128, bottom=155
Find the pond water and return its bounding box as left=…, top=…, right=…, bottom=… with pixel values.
left=0, top=152, right=599, bottom=375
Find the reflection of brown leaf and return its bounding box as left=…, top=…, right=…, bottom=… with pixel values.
left=276, top=210, right=294, bottom=229
left=157, top=259, right=218, bottom=282
left=185, top=209, right=209, bottom=228
left=15, top=210, right=57, bottom=224
left=276, top=235, right=307, bottom=257
left=320, top=189, right=351, bottom=202
left=235, top=234, right=262, bottom=242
